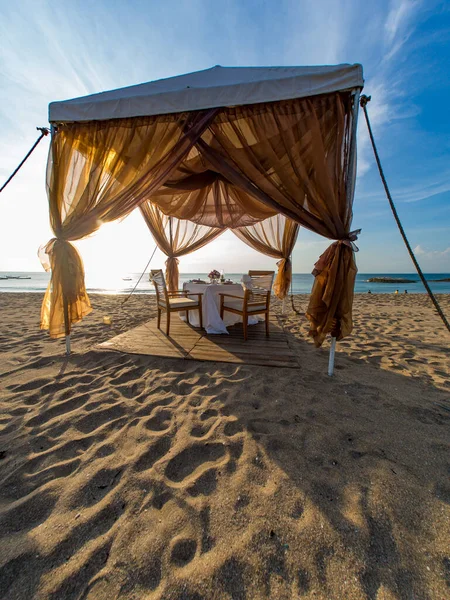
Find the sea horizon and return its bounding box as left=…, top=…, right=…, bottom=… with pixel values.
left=1, top=271, right=450, bottom=295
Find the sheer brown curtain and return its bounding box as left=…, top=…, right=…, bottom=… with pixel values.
left=139, top=201, right=224, bottom=291
left=41, top=109, right=218, bottom=338
left=193, top=93, right=359, bottom=345
left=148, top=156, right=277, bottom=228
left=233, top=215, right=299, bottom=299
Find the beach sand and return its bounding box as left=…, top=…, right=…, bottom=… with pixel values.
left=0, top=292, right=449, bottom=600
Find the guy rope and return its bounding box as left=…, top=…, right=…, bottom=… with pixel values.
left=0, top=128, right=49, bottom=194
left=360, top=95, right=450, bottom=334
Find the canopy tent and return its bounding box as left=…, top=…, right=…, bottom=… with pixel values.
left=41, top=63, right=363, bottom=347
left=49, top=64, right=363, bottom=122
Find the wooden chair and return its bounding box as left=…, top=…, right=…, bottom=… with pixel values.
left=219, top=270, right=275, bottom=341
left=150, top=269, right=203, bottom=336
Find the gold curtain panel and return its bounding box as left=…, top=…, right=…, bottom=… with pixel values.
left=233, top=215, right=299, bottom=300
left=139, top=202, right=224, bottom=292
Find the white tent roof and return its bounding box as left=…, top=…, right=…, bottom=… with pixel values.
left=49, top=64, right=364, bottom=123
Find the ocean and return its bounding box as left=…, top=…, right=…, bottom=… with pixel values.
left=1, top=272, right=450, bottom=295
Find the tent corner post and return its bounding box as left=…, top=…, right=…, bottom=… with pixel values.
left=282, top=297, right=287, bottom=316
left=62, top=292, right=71, bottom=356
left=328, top=337, right=337, bottom=376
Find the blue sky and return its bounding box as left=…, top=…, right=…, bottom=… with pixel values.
left=1, top=0, right=449, bottom=274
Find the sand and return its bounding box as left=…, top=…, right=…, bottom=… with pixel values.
left=0, top=292, right=449, bottom=600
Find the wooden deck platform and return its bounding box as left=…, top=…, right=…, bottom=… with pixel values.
left=98, top=315, right=299, bottom=368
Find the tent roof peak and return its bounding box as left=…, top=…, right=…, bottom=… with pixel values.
left=49, top=63, right=364, bottom=124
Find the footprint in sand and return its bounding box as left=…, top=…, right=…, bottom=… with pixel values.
left=71, top=467, right=123, bottom=508
left=190, top=409, right=221, bottom=438
left=200, top=408, right=219, bottom=421
left=170, top=538, right=197, bottom=566
left=134, top=435, right=173, bottom=472
left=144, top=409, right=173, bottom=432
left=223, top=420, right=243, bottom=436
left=165, top=443, right=226, bottom=483
left=187, top=468, right=218, bottom=497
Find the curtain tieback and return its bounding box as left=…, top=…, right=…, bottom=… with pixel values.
left=276, top=257, right=291, bottom=270
left=312, top=229, right=361, bottom=276
left=38, top=237, right=68, bottom=272
left=339, top=228, right=361, bottom=252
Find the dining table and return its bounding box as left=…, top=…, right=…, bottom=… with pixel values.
left=181, top=281, right=259, bottom=334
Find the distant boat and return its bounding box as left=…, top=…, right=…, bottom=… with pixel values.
left=122, top=277, right=132, bottom=281
left=1, top=276, right=32, bottom=280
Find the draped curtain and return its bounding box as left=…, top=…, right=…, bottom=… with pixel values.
left=40, top=109, right=218, bottom=338
left=139, top=201, right=223, bottom=291
left=147, top=159, right=277, bottom=228
left=233, top=215, right=299, bottom=299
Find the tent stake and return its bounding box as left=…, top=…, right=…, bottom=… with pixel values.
left=328, top=337, right=336, bottom=376
left=65, top=334, right=71, bottom=355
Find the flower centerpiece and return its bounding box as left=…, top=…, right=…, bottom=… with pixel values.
left=208, top=269, right=221, bottom=284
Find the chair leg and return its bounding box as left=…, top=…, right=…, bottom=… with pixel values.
left=265, top=312, right=269, bottom=337
left=157, top=308, right=161, bottom=330
left=166, top=310, right=171, bottom=336
left=243, top=312, right=248, bottom=341
left=220, top=296, right=224, bottom=320
left=199, top=304, right=203, bottom=329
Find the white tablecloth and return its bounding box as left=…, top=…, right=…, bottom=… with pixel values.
left=181, top=282, right=259, bottom=334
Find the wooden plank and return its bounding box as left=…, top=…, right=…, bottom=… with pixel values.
left=194, top=342, right=294, bottom=356
left=205, top=336, right=288, bottom=347
left=189, top=343, right=299, bottom=360
left=187, top=350, right=298, bottom=368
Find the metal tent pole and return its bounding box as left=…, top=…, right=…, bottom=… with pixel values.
left=326, top=89, right=360, bottom=377
left=65, top=334, right=71, bottom=355
left=63, top=292, right=71, bottom=356
left=328, top=337, right=337, bottom=376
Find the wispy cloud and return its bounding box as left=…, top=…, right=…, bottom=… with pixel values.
left=384, top=0, right=419, bottom=56
left=414, top=244, right=450, bottom=258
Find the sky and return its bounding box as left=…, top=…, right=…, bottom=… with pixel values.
left=0, top=0, right=449, bottom=275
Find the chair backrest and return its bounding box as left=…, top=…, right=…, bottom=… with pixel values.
left=150, top=269, right=168, bottom=307
left=248, top=270, right=275, bottom=293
